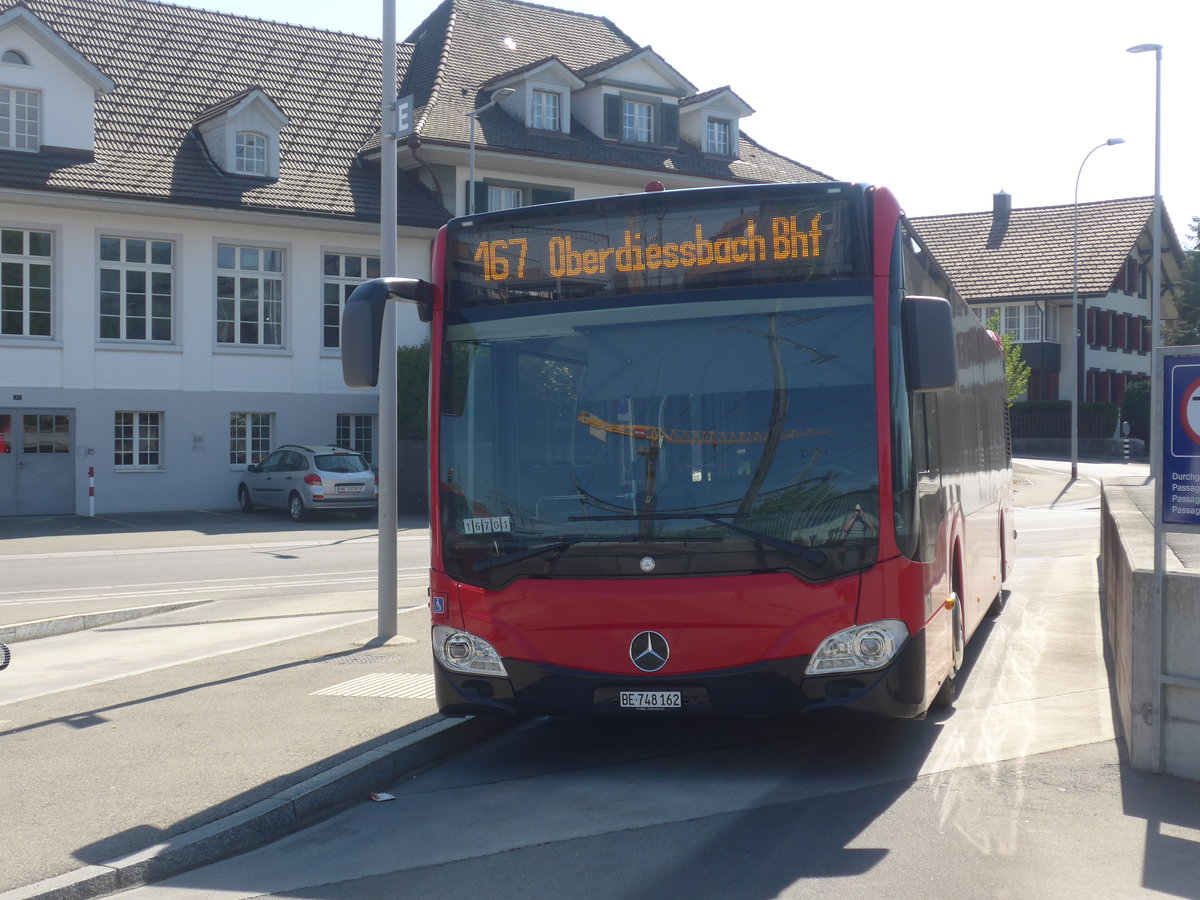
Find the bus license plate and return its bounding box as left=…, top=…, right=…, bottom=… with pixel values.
left=619, top=690, right=681, bottom=709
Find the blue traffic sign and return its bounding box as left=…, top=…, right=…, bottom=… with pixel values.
left=1162, top=353, right=1200, bottom=525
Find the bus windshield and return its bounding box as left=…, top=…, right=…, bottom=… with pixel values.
left=439, top=288, right=879, bottom=587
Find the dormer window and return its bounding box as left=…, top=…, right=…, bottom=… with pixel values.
left=235, top=131, right=267, bottom=175
left=706, top=118, right=731, bottom=156
left=2, top=49, right=28, bottom=65
left=0, top=86, right=39, bottom=151
left=194, top=87, right=288, bottom=179
left=623, top=99, right=654, bottom=143
left=530, top=90, right=559, bottom=131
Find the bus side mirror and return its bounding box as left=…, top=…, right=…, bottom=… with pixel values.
left=341, top=277, right=433, bottom=388
left=902, top=295, right=956, bottom=393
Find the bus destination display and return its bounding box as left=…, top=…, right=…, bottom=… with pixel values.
left=446, top=187, right=867, bottom=309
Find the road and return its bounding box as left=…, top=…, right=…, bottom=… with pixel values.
left=99, top=461, right=1200, bottom=900
left=0, top=518, right=428, bottom=629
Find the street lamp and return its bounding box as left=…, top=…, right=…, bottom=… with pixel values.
left=466, top=87, right=515, bottom=215
left=1127, top=43, right=1163, bottom=482
left=1071, top=138, right=1125, bottom=481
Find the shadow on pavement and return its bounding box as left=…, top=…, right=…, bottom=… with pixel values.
left=0, top=510, right=429, bottom=543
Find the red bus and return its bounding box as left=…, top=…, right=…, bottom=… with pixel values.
left=343, top=182, right=1014, bottom=718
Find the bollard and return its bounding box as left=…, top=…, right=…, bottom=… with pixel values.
left=89, top=465, right=95, bottom=516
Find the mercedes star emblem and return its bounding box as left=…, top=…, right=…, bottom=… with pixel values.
left=630, top=630, right=669, bottom=672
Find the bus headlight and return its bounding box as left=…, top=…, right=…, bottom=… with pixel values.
left=433, top=626, right=508, bottom=677
left=805, top=620, right=908, bottom=675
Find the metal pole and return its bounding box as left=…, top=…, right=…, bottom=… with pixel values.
left=1071, top=139, right=1124, bottom=481
left=376, top=0, right=399, bottom=640
left=1128, top=41, right=1164, bottom=773
left=467, top=113, right=477, bottom=216
left=1149, top=46, right=1165, bottom=774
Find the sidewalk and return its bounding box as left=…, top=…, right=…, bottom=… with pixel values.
left=0, top=463, right=1139, bottom=899
left=0, top=510, right=511, bottom=900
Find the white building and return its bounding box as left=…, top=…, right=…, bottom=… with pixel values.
left=0, top=0, right=829, bottom=515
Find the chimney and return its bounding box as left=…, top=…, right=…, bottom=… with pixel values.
left=987, top=191, right=1011, bottom=248
left=993, top=190, right=1011, bottom=221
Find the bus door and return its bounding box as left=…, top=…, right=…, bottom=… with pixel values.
left=913, top=392, right=944, bottom=571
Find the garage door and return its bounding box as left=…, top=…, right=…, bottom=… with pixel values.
left=0, top=411, right=75, bottom=516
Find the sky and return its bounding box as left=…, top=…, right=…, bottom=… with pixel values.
left=175, top=0, right=1196, bottom=243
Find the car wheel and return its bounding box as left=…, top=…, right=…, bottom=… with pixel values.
left=288, top=492, right=308, bottom=522
left=238, top=485, right=254, bottom=514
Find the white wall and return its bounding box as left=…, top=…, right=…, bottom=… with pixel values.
left=0, top=196, right=432, bottom=512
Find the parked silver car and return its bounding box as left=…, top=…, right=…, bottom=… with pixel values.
left=237, top=444, right=377, bottom=522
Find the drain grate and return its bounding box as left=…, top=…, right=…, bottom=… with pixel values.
left=315, top=653, right=409, bottom=666
left=312, top=672, right=436, bottom=699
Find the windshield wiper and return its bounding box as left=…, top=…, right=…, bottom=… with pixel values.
left=569, top=512, right=826, bottom=566
left=471, top=533, right=719, bottom=574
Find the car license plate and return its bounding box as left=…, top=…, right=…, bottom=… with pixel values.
left=619, top=690, right=681, bottom=709
left=336, top=485, right=364, bottom=494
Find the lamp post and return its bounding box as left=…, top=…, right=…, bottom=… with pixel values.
left=1071, top=138, right=1125, bottom=481
left=1127, top=43, right=1163, bottom=482
left=1128, top=42, right=1166, bottom=774
left=466, top=87, right=515, bottom=215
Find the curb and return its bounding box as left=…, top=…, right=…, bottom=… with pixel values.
left=0, top=600, right=214, bottom=645
left=1, top=715, right=512, bottom=900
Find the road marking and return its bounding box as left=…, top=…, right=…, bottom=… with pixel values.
left=312, top=672, right=436, bottom=699
left=0, top=533, right=428, bottom=562
left=0, top=569, right=428, bottom=606
left=0, top=615, right=376, bottom=708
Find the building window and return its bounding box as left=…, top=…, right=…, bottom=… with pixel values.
left=487, top=185, right=523, bottom=211
left=622, top=99, right=653, bottom=143
left=115, top=411, right=162, bottom=467
left=1, top=227, right=51, bottom=337
left=229, top=412, right=272, bottom=465
left=216, top=244, right=283, bottom=346
left=24, top=413, right=69, bottom=453
left=323, top=252, right=380, bottom=349
left=531, top=90, right=560, bottom=131
left=0, top=86, right=39, bottom=151
left=337, top=413, right=374, bottom=463
left=235, top=131, right=267, bottom=176
left=706, top=118, right=732, bottom=155
left=100, top=237, right=173, bottom=342
left=986, top=303, right=1044, bottom=343
left=2, top=50, right=29, bottom=65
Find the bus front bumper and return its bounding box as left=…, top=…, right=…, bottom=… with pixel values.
left=434, top=630, right=930, bottom=719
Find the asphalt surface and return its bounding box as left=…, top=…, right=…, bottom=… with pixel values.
left=0, top=461, right=1188, bottom=900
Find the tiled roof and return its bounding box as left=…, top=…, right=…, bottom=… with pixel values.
left=911, top=197, right=1175, bottom=301
left=0, top=0, right=829, bottom=227
left=400, top=0, right=829, bottom=184
left=0, top=0, right=450, bottom=227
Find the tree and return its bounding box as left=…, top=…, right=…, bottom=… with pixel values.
left=985, top=314, right=1032, bottom=407
left=396, top=340, right=430, bottom=439
left=1163, top=217, right=1200, bottom=346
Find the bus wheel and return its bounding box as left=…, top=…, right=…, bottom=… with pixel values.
left=989, top=518, right=1008, bottom=617
left=932, top=591, right=964, bottom=709
left=288, top=492, right=308, bottom=522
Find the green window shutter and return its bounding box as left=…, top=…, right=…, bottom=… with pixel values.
left=465, top=180, right=489, bottom=213
left=531, top=187, right=572, bottom=205
left=660, top=103, right=679, bottom=147
left=604, top=94, right=621, bottom=139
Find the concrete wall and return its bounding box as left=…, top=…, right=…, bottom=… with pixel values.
left=1100, top=485, right=1200, bottom=779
